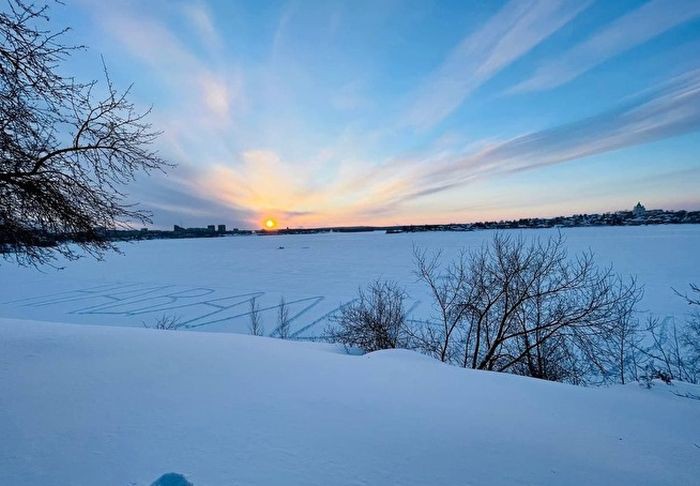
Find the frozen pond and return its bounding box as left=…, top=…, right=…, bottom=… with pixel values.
left=1, top=225, right=698, bottom=338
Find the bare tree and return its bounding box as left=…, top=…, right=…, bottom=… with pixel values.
left=143, top=315, right=185, bottom=331
left=0, top=1, right=170, bottom=265
left=674, top=283, right=700, bottom=307
left=635, top=316, right=691, bottom=383
left=248, top=297, right=264, bottom=336
left=412, top=233, right=641, bottom=384
left=600, top=299, right=645, bottom=384
left=680, top=314, right=700, bottom=383
left=678, top=284, right=700, bottom=379
left=276, top=297, right=291, bottom=339
left=411, top=246, right=471, bottom=363
left=637, top=284, right=700, bottom=385
left=324, top=279, right=407, bottom=353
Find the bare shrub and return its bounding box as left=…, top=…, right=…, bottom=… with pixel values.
left=680, top=314, right=700, bottom=382
left=324, top=234, right=696, bottom=386
left=411, top=233, right=641, bottom=384
left=276, top=297, right=291, bottom=339
left=248, top=297, right=264, bottom=336
left=324, top=279, right=407, bottom=352
left=679, top=284, right=700, bottom=379
left=143, top=315, right=185, bottom=331
left=675, top=283, right=700, bottom=381
left=595, top=299, right=645, bottom=384
left=412, top=246, right=470, bottom=363
left=635, top=285, right=700, bottom=385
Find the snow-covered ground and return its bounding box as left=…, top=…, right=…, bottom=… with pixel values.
left=1, top=317, right=699, bottom=486
left=1, top=226, right=699, bottom=484
left=1, top=225, right=698, bottom=338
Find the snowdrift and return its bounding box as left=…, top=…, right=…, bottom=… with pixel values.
left=1, top=318, right=698, bottom=485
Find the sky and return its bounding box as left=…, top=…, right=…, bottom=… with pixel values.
left=52, top=0, right=700, bottom=229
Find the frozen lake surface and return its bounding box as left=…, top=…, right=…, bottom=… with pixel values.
left=1, top=225, right=698, bottom=338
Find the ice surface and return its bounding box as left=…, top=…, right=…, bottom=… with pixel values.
left=1, top=225, right=698, bottom=338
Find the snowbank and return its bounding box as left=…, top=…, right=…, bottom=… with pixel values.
left=1, top=318, right=698, bottom=485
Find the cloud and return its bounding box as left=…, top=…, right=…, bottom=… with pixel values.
left=127, top=167, right=252, bottom=229
left=197, top=149, right=401, bottom=227
left=331, top=79, right=371, bottom=112
left=180, top=1, right=221, bottom=50
left=73, top=0, right=700, bottom=228
left=97, top=5, right=239, bottom=126
left=199, top=73, right=233, bottom=119
left=405, top=0, right=589, bottom=130
left=406, top=68, right=700, bottom=199
left=193, top=67, right=700, bottom=227
left=512, top=0, right=700, bottom=93
left=271, top=2, right=297, bottom=60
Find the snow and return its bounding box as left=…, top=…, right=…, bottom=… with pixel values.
left=1, top=226, right=698, bottom=484
left=1, top=225, right=698, bottom=338
left=1, top=317, right=698, bottom=485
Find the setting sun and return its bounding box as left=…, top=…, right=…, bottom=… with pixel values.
left=264, top=218, right=276, bottom=229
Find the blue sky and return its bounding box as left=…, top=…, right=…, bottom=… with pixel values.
left=55, top=0, right=700, bottom=228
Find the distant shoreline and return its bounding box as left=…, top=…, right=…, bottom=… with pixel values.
left=96, top=206, right=699, bottom=242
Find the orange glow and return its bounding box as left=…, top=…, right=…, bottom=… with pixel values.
left=199, top=150, right=472, bottom=229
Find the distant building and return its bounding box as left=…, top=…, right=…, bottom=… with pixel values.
left=633, top=202, right=646, bottom=218
left=218, top=224, right=226, bottom=233
left=207, top=225, right=216, bottom=232
left=174, top=225, right=185, bottom=232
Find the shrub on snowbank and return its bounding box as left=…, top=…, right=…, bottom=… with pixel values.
left=325, top=233, right=700, bottom=386
left=324, top=279, right=407, bottom=352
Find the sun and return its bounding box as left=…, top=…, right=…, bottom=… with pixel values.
left=264, top=218, right=276, bottom=229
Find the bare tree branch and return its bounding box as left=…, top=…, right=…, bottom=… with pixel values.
left=0, top=0, right=171, bottom=266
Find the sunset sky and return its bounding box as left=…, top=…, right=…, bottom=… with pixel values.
left=58, top=0, right=700, bottom=229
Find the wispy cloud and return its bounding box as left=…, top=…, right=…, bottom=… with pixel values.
left=194, top=67, right=700, bottom=227
left=72, top=0, right=700, bottom=227
left=512, top=0, right=700, bottom=93
left=405, top=0, right=589, bottom=130
left=98, top=6, right=242, bottom=127
left=180, top=1, right=222, bottom=51
left=407, top=68, right=700, bottom=199
left=127, top=165, right=251, bottom=229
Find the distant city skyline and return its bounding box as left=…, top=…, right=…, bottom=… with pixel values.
left=152, top=201, right=692, bottom=231
left=59, top=0, right=700, bottom=229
